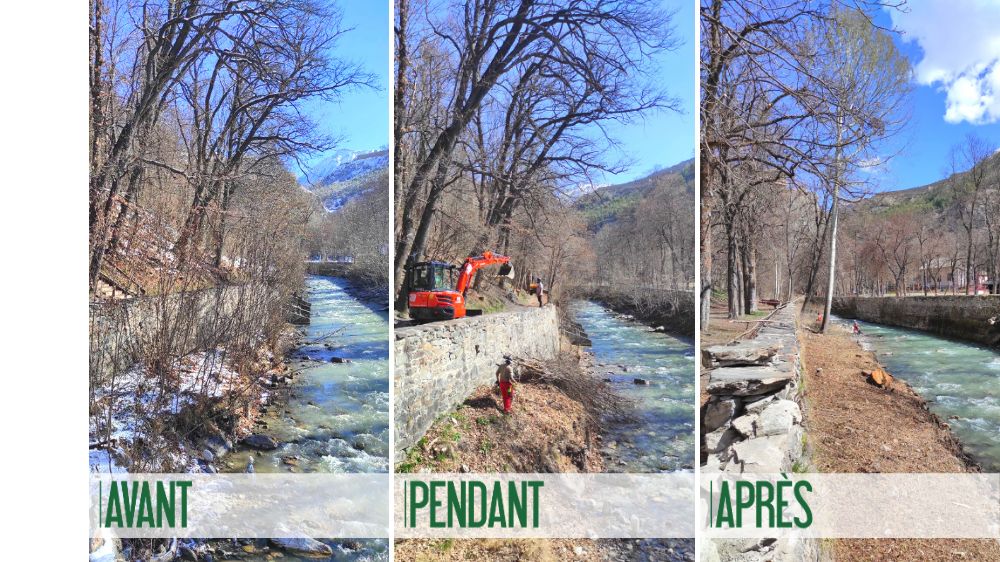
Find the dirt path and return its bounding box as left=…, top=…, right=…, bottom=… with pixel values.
left=799, top=319, right=1000, bottom=561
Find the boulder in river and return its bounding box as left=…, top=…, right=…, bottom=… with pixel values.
left=269, top=538, right=333, bottom=558
left=633, top=378, right=650, bottom=385
left=330, top=356, right=352, bottom=363
left=242, top=434, right=279, bottom=450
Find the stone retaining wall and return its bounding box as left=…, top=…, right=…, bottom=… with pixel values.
left=832, top=295, right=1000, bottom=346
left=701, top=303, right=819, bottom=562
left=393, top=305, right=561, bottom=455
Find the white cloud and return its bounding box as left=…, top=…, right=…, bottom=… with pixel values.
left=857, top=156, right=887, bottom=174
left=890, top=1, right=1000, bottom=124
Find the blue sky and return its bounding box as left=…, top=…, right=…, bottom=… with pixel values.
left=299, top=0, right=390, bottom=173
left=872, top=3, right=1000, bottom=192
left=597, top=0, right=696, bottom=185
left=300, top=0, right=692, bottom=185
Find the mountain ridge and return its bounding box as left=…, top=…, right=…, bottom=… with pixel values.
left=300, top=148, right=389, bottom=212
left=573, top=158, right=695, bottom=230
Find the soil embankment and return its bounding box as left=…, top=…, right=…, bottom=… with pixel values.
left=394, top=537, right=691, bottom=562
left=800, top=319, right=1000, bottom=561
left=584, top=285, right=695, bottom=336
left=397, top=379, right=604, bottom=473
left=394, top=351, right=614, bottom=562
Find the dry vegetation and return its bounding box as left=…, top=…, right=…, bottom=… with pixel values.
left=799, top=316, right=1000, bottom=561
left=304, top=166, right=391, bottom=290
left=395, top=537, right=693, bottom=562
left=395, top=538, right=609, bottom=562
left=88, top=0, right=378, bottom=475
left=397, top=354, right=620, bottom=474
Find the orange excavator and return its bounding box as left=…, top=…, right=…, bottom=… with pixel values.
left=406, top=251, right=513, bottom=321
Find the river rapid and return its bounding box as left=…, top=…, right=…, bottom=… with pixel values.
left=220, top=275, right=389, bottom=561
left=842, top=317, right=1000, bottom=472
left=571, top=300, right=696, bottom=472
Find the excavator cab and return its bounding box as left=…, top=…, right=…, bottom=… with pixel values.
left=408, top=261, right=456, bottom=292
left=405, top=251, right=512, bottom=322
left=406, top=261, right=466, bottom=322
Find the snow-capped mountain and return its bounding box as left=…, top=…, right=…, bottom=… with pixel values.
left=300, top=148, right=389, bottom=187
left=300, top=148, right=389, bottom=213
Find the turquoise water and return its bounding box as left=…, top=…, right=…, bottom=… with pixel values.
left=221, top=276, right=389, bottom=562
left=571, top=301, right=696, bottom=472
left=842, top=318, right=1000, bottom=472
left=225, top=276, right=389, bottom=474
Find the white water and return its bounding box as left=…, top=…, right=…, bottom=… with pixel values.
left=840, top=317, right=1000, bottom=472
left=221, top=276, right=389, bottom=561
left=571, top=301, right=696, bottom=472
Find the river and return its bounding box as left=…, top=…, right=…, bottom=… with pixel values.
left=220, top=275, right=389, bottom=561
left=842, top=318, right=1000, bottom=472
left=570, top=301, right=696, bottom=472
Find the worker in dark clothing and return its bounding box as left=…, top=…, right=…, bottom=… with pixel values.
left=495, top=356, right=517, bottom=413
left=535, top=277, right=545, bottom=307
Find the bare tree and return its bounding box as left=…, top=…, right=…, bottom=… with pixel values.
left=393, top=0, right=676, bottom=310
left=949, top=134, right=996, bottom=294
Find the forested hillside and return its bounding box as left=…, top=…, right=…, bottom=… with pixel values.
left=575, top=158, right=695, bottom=230
left=575, top=159, right=696, bottom=291
left=303, top=151, right=390, bottom=289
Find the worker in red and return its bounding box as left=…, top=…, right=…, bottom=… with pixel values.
left=495, top=356, right=517, bottom=414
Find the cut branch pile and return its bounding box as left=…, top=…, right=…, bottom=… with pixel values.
left=514, top=354, right=634, bottom=424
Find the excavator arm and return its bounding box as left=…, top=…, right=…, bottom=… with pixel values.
left=455, top=251, right=511, bottom=294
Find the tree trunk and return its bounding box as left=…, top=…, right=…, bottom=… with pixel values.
left=726, top=223, right=739, bottom=319
left=743, top=233, right=758, bottom=314
left=821, top=116, right=843, bottom=333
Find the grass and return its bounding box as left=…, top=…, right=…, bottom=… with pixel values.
left=434, top=539, right=455, bottom=553
left=476, top=415, right=497, bottom=426
left=439, top=424, right=461, bottom=443
left=397, top=438, right=427, bottom=473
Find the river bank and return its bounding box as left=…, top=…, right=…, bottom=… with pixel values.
left=582, top=286, right=695, bottom=337
left=219, top=275, right=389, bottom=475
left=210, top=275, right=390, bottom=562
left=91, top=275, right=390, bottom=562
left=392, top=347, right=613, bottom=562
left=799, top=318, right=1000, bottom=561
left=395, top=351, right=605, bottom=473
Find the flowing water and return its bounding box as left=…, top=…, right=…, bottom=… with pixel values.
left=571, top=301, right=696, bottom=472
left=840, top=318, right=1000, bottom=472
left=220, top=275, right=389, bottom=561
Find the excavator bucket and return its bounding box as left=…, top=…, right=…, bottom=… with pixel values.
left=497, top=263, right=514, bottom=278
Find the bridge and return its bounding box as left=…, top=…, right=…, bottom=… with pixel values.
left=305, top=260, right=353, bottom=277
